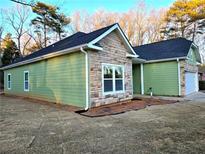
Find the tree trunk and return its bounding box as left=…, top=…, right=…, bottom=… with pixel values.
left=181, top=22, right=185, bottom=37
left=44, top=25, right=47, bottom=47
left=17, top=36, right=21, bottom=55
left=43, top=17, right=47, bottom=47
left=192, top=23, right=196, bottom=42
left=58, top=32, right=61, bottom=40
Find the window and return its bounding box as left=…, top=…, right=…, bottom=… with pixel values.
left=7, top=74, right=11, bottom=90
left=24, top=71, right=29, bottom=91
left=102, top=64, right=124, bottom=94
left=115, top=66, right=123, bottom=91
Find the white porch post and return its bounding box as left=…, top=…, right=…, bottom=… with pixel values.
left=140, top=63, right=144, bottom=95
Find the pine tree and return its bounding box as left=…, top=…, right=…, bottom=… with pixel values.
left=31, top=2, right=57, bottom=47
left=31, top=2, right=70, bottom=46
left=162, top=0, right=205, bottom=41
left=1, top=33, right=19, bottom=65
left=51, top=14, right=70, bottom=40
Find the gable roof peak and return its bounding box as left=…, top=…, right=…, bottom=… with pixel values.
left=1, top=22, right=138, bottom=69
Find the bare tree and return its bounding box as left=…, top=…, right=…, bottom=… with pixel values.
left=5, top=4, right=30, bottom=56
left=146, top=9, right=166, bottom=43
left=70, top=1, right=165, bottom=46
left=126, top=2, right=148, bottom=46
left=0, top=9, right=5, bottom=50
left=71, top=11, right=83, bottom=32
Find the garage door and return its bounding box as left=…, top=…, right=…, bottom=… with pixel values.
left=185, top=72, right=198, bottom=95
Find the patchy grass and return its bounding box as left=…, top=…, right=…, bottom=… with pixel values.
left=0, top=95, right=205, bottom=153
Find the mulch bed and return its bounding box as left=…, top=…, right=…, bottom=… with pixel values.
left=1, top=93, right=178, bottom=117
left=78, top=98, right=178, bottom=117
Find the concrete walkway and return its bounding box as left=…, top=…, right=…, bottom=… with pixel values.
left=135, top=91, right=205, bottom=102
left=134, top=94, right=186, bottom=102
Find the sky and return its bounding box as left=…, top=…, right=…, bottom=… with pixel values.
left=1, top=0, right=175, bottom=14
left=0, top=0, right=175, bottom=38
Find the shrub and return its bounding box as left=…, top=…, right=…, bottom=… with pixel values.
left=199, top=81, right=205, bottom=90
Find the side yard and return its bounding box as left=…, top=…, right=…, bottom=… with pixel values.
left=0, top=95, right=205, bottom=154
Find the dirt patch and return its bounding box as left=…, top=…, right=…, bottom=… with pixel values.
left=1, top=93, right=82, bottom=112
left=1, top=95, right=205, bottom=153
left=78, top=98, right=178, bottom=117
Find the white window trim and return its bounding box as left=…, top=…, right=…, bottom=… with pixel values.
left=102, top=63, right=125, bottom=95
left=24, top=71, right=29, bottom=92
left=7, top=73, right=11, bottom=90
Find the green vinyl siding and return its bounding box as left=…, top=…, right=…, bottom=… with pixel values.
left=133, top=61, right=179, bottom=96
left=143, top=61, right=179, bottom=96
left=4, top=51, right=86, bottom=108
left=133, top=64, right=141, bottom=94
left=187, top=48, right=197, bottom=65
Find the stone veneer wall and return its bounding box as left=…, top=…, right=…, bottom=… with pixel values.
left=88, top=30, right=133, bottom=107
left=180, top=60, right=198, bottom=96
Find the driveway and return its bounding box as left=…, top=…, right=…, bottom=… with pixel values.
left=0, top=95, right=205, bottom=154
left=185, top=91, right=205, bottom=102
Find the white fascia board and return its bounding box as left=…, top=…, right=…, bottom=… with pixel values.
left=190, top=44, right=202, bottom=63
left=145, top=57, right=187, bottom=63
left=1, top=44, right=87, bottom=70
left=87, top=43, right=103, bottom=51
left=191, top=42, right=198, bottom=49
left=126, top=53, right=138, bottom=58
left=132, top=57, right=146, bottom=63
left=88, top=24, right=138, bottom=57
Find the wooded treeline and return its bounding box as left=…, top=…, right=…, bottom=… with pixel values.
left=0, top=0, right=204, bottom=67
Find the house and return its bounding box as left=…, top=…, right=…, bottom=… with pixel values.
left=1, top=23, right=144, bottom=109
left=133, top=38, right=201, bottom=96
left=198, top=65, right=205, bottom=81
left=0, top=23, right=201, bottom=109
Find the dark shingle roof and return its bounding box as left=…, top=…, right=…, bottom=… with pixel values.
left=9, top=23, right=116, bottom=66
left=133, top=38, right=193, bottom=61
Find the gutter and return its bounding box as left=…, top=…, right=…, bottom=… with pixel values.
left=145, top=57, right=187, bottom=63
left=80, top=47, right=89, bottom=110
left=0, top=44, right=86, bottom=70
left=0, top=44, right=101, bottom=70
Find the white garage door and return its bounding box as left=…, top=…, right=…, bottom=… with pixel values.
left=185, top=72, right=199, bottom=95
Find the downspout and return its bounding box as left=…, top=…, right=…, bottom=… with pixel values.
left=140, top=63, right=144, bottom=95
left=80, top=47, right=89, bottom=110
left=177, top=58, right=181, bottom=96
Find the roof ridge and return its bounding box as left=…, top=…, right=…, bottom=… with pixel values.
left=49, top=31, right=86, bottom=46
left=133, top=37, right=192, bottom=48
left=23, top=31, right=87, bottom=58
left=28, top=23, right=117, bottom=55
left=1, top=23, right=120, bottom=69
